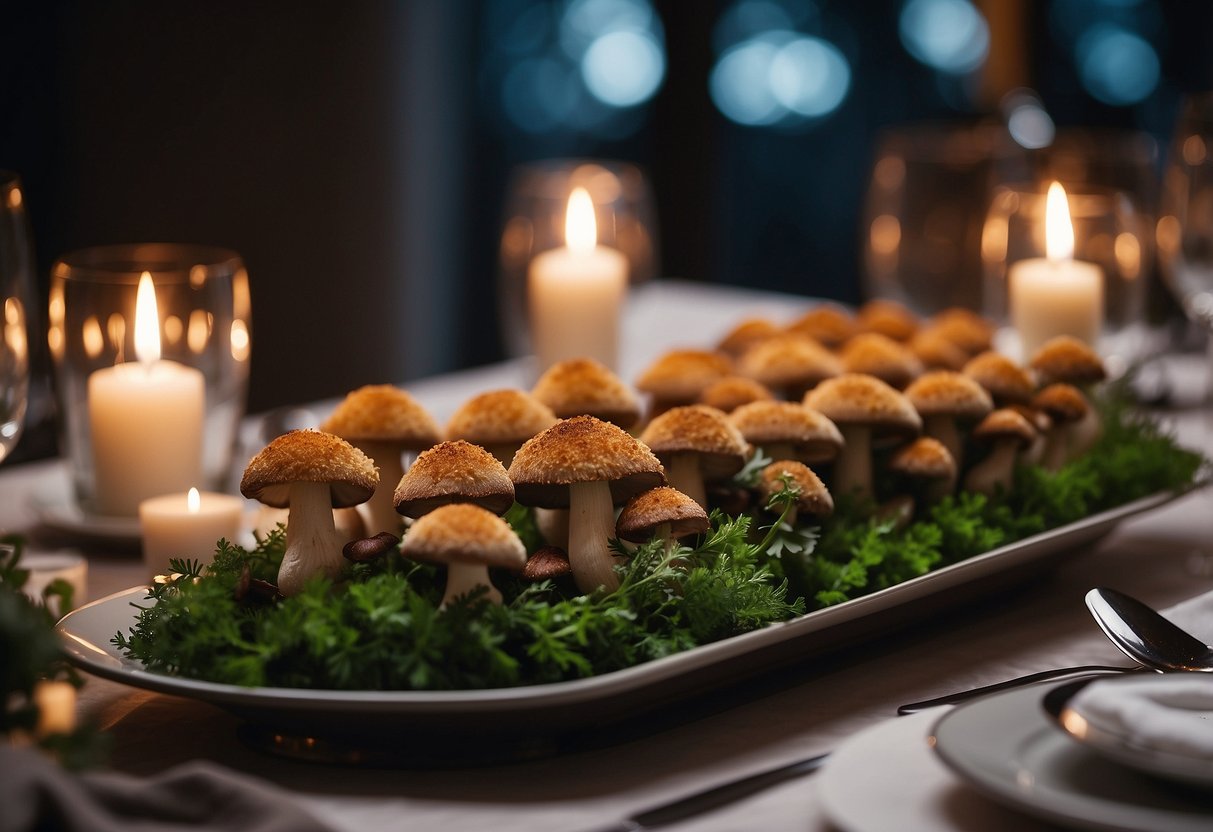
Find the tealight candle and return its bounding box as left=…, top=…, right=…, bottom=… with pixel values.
left=33, top=680, right=77, bottom=737
left=88, top=272, right=205, bottom=516
left=139, top=487, right=244, bottom=579
left=528, top=187, right=629, bottom=372
left=1009, top=182, right=1103, bottom=358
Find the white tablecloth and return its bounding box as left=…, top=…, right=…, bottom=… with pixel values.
left=3, top=280, right=1212, bottom=831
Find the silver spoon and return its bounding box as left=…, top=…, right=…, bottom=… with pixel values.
left=1085, top=586, right=1213, bottom=672
left=901, top=587, right=1213, bottom=713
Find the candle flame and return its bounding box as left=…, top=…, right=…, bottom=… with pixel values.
left=1045, top=181, right=1075, bottom=263
left=133, top=272, right=161, bottom=366
left=188, top=487, right=200, bottom=513
left=565, top=187, right=597, bottom=255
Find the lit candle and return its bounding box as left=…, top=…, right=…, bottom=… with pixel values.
left=1008, top=182, right=1103, bottom=358
left=139, top=486, right=245, bottom=578
left=33, top=680, right=77, bottom=737
left=87, top=273, right=206, bottom=516
left=527, top=187, right=629, bottom=372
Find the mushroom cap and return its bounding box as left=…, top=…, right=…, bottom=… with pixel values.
left=445, top=389, right=558, bottom=448
left=400, top=503, right=526, bottom=570
left=1008, top=403, right=1052, bottom=433
left=635, top=349, right=734, bottom=402
left=786, top=304, right=857, bottom=348
left=639, top=405, right=750, bottom=481
left=716, top=317, right=780, bottom=356
left=738, top=333, right=842, bottom=390
left=698, top=375, right=775, bottom=412
left=802, top=373, right=922, bottom=438
left=972, top=407, right=1037, bottom=447
left=963, top=351, right=1035, bottom=404
left=758, top=460, right=834, bottom=517
left=1029, top=336, right=1107, bottom=386
left=320, top=384, right=441, bottom=449
left=508, top=415, right=665, bottom=508
left=240, top=429, right=378, bottom=509
left=393, top=440, right=515, bottom=518
left=1032, top=383, right=1090, bottom=424
left=888, top=437, right=957, bottom=481
left=728, top=400, right=843, bottom=463
left=616, top=486, right=710, bottom=543
left=840, top=333, right=925, bottom=389
left=531, top=358, right=642, bottom=429
left=856, top=298, right=919, bottom=341
left=927, top=308, right=995, bottom=355
left=908, top=328, right=969, bottom=371
left=522, top=546, right=573, bottom=581
left=904, top=370, right=994, bottom=420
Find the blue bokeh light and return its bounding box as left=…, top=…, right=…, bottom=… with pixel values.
left=769, top=36, right=850, bottom=117
left=1076, top=24, right=1159, bottom=105
left=710, top=36, right=786, bottom=126
left=898, top=0, right=989, bottom=74
left=582, top=29, right=666, bottom=107
left=710, top=29, right=850, bottom=127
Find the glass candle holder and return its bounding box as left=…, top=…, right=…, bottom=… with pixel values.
left=982, top=181, right=1148, bottom=373
left=498, top=159, right=659, bottom=365
left=861, top=122, right=1029, bottom=315
left=49, top=244, right=251, bottom=516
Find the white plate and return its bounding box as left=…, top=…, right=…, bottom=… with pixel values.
left=1045, top=677, right=1213, bottom=790
left=931, top=683, right=1213, bottom=832
left=816, top=706, right=1044, bottom=832
left=55, top=489, right=1198, bottom=741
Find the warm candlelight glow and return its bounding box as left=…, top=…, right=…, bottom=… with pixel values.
left=134, top=271, right=161, bottom=365
left=1045, top=181, right=1075, bottom=263
left=82, top=315, right=104, bottom=358
left=188, top=486, right=201, bottom=513
left=565, top=187, right=597, bottom=255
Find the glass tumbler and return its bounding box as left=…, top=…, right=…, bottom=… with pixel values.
left=982, top=181, right=1147, bottom=373
left=0, top=171, right=35, bottom=463
left=497, top=159, right=659, bottom=360
left=49, top=244, right=251, bottom=515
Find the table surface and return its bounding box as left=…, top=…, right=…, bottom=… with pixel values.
left=4, top=280, right=1212, bottom=832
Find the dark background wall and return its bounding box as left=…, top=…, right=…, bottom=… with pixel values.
left=2, top=1, right=1210, bottom=462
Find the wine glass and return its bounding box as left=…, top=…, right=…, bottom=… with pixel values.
left=1158, top=91, right=1213, bottom=405
left=0, top=171, right=34, bottom=464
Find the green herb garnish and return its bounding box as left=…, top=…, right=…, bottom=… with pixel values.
left=112, top=395, right=1206, bottom=691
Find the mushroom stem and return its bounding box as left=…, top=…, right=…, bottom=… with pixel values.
left=834, top=425, right=873, bottom=503
left=1041, top=426, right=1076, bottom=472
left=279, top=481, right=349, bottom=596
left=568, top=480, right=620, bottom=593
left=486, top=444, right=518, bottom=468
left=1071, top=408, right=1102, bottom=458
left=923, top=473, right=956, bottom=505
left=666, top=453, right=707, bottom=508
left=535, top=507, right=570, bottom=548
left=763, top=441, right=795, bottom=462
left=923, top=414, right=963, bottom=469
left=357, top=439, right=407, bottom=536
left=964, top=440, right=1019, bottom=496
left=441, top=562, right=502, bottom=607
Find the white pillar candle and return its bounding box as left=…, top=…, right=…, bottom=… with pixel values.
left=139, top=487, right=245, bottom=579
left=1009, top=182, right=1104, bottom=359
left=33, top=680, right=77, bottom=737
left=528, top=187, right=628, bottom=372
left=87, top=273, right=206, bottom=516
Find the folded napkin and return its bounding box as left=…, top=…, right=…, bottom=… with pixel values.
left=0, top=745, right=334, bottom=832
left=1068, top=674, right=1213, bottom=760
